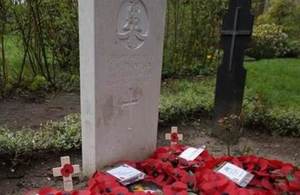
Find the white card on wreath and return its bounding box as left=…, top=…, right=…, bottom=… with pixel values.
left=106, top=164, right=145, bottom=186
left=179, top=146, right=206, bottom=161
left=216, top=162, right=254, bottom=187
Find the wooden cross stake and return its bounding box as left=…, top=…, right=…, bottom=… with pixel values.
left=165, top=126, right=183, bottom=146
left=52, top=156, right=80, bottom=192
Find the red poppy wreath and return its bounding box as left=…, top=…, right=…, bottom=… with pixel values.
left=35, top=145, right=300, bottom=195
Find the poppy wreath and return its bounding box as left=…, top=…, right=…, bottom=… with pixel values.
left=136, top=145, right=214, bottom=190
left=35, top=145, right=300, bottom=195
left=196, top=156, right=300, bottom=194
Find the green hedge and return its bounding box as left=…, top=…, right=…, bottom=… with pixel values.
left=0, top=114, right=81, bottom=157
left=245, top=107, right=300, bottom=137
left=160, top=79, right=215, bottom=122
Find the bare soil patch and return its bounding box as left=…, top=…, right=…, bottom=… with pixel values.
left=0, top=93, right=80, bottom=130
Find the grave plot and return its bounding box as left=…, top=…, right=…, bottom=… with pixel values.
left=7, top=0, right=299, bottom=194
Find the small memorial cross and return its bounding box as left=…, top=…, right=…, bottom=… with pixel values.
left=214, top=0, right=254, bottom=122
left=52, top=156, right=80, bottom=192
left=165, top=127, right=183, bottom=145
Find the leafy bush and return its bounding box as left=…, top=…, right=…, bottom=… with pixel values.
left=287, top=40, right=300, bottom=58
left=29, top=75, right=48, bottom=92
left=56, top=73, right=80, bottom=92
left=247, top=24, right=293, bottom=59
left=257, top=0, right=300, bottom=41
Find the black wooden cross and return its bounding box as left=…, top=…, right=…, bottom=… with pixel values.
left=213, top=0, right=254, bottom=122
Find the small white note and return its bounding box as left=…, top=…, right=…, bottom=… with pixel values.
left=216, top=162, right=254, bottom=187
left=106, top=164, right=145, bottom=186
left=179, top=146, right=205, bottom=161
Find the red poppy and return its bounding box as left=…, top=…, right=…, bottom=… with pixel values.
left=110, top=186, right=129, bottom=195
left=38, top=188, right=62, bottom=195
left=171, top=133, right=179, bottom=142
left=71, top=190, right=92, bottom=195
left=163, top=182, right=188, bottom=195
left=60, top=164, right=74, bottom=177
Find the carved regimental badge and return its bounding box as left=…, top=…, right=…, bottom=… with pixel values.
left=117, top=0, right=149, bottom=50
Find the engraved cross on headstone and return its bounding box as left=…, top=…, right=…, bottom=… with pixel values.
left=214, top=0, right=254, bottom=122
left=120, top=87, right=139, bottom=131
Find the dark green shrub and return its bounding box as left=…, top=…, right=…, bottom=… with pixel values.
left=247, top=24, right=292, bottom=59
left=245, top=106, right=300, bottom=137
left=286, top=40, right=300, bottom=58
left=29, top=75, right=48, bottom=92
left=56, top=73, right=80, bottom=92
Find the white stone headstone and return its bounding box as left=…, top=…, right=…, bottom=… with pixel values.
left=79, top=0, right=167, bottom=175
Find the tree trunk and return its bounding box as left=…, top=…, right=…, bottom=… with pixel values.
left=0, top=23, right=6, bottom=88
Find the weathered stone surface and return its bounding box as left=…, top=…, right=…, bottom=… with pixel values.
left=79, top=0, right=167, bottom=175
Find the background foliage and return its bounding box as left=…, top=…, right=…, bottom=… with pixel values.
left=0, top=0, right=78, bottom=96
left=257, top=0, right=300, bottom=41
left=0, top=0, right=230, bottom=95
left=2, top=0, right=299, bottom=95
left=247, top=24, right=295, bottom=59
left=249, top=0, right=300, bottom=58
left=163, top=0, right=227, bottom=78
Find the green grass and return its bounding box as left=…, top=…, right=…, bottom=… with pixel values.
left=245, top=58, right=300, bottom=112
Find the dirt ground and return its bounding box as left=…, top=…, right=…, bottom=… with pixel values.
left=0, top=93, right=80, bottom=129
left=0, top=93, right=299, bottom=194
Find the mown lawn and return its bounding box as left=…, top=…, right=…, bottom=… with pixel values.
left=245, top=58, right=300, bottom=112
